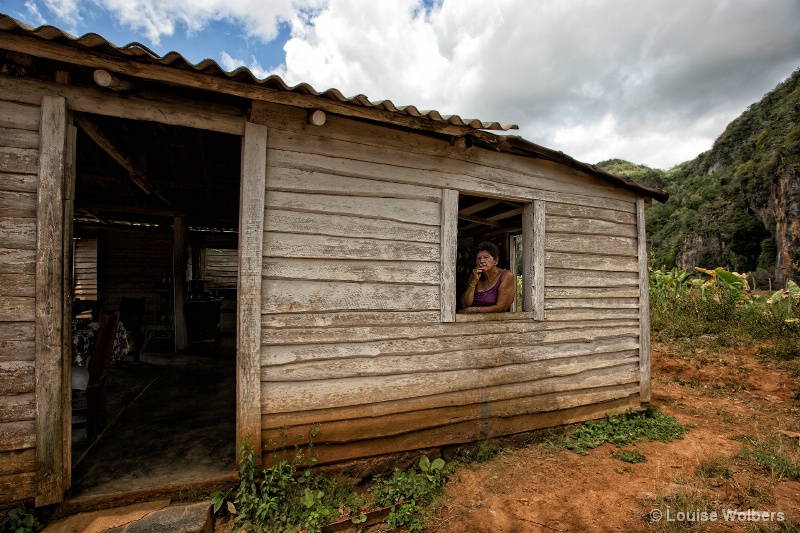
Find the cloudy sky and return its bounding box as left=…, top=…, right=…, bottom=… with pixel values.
left=2, top=0, right=799, bottom=170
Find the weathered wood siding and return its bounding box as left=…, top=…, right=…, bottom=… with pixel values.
left=72, top=238, right=98, bottom=301
left=0, top=98, right=39, bottom=506
left=255, top=105, right=644, bottom=465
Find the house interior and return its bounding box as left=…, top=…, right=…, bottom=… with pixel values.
left=67, top=112, right=241, bottom=499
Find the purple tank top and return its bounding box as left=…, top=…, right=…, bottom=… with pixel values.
left=473, top=269, right=505, bottom=307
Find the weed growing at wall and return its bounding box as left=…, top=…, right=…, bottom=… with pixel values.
left=0, top=503, right=40, bottom=533
left=212, top=436, right=452, bottom=532
left=564, top=406, right=687, bottom=457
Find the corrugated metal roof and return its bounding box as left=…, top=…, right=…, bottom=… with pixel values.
left=0, top=13, right=518, bottom=131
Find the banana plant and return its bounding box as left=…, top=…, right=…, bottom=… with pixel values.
left=767, top=279, right=800, bottom=314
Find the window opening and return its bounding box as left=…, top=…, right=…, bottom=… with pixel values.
left=457, top=194, right=524, bottom=314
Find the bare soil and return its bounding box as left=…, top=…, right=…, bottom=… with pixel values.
left=427, top=341, right=800, bottom=532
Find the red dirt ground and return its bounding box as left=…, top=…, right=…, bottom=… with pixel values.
left=427, top=341, right=800, bottom=532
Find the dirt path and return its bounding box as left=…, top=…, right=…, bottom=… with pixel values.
left=429, top=342, right=800, bottom=532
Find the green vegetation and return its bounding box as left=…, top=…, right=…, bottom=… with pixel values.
left=740, top=433, right=800, bottom=482
left=212, top=436, right=451, bottom=532
left=0, top=504, right=40, bottom=533
left=564, top=406, right=687, bottom=456
left=611, top=449, right=646, bottom=463
left=599, top=69, right=800, bottom=282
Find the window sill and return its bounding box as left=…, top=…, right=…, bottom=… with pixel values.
left=455, top=311, right=539, bottom=322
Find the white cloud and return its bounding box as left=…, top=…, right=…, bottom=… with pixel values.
left=19, top=0, right=800, bottom=169
left=42, top=0, right=81, bottom=31
left=22, top=1, right=48, bottom=26
left=220, top=50, right=272, bottom=79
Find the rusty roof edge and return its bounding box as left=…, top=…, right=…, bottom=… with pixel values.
left=488, top=135, right=669, bottom=203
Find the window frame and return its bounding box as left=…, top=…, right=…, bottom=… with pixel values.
left=440, top=190, right=544, bottom=323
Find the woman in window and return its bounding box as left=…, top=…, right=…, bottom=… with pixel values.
left=460, top=241, right=515, bottom=313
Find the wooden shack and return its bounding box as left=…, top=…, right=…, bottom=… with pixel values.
left=0, top=14, right=668, bottom=507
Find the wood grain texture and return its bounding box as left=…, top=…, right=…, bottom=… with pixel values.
left=34, top=95, right=66, bottom=506
left=0, top=172, right=38, bottom=193
left=546, top=251, right=638, bottom=273
left=262, top=310, right=441, bottom=329
left=262, top=351, right=638, bottom=412
left=440, top=189, right=458, bottom=322
left=0, top=449, right=35, bottom=476
left=546, top=215, right=637, bottom=238
left=262, top=280, right=438, bottom=314
left=264, top=209, right=439, bottom=243
left=237, top=121, right=268, bottom=458
left=0, top=218, right=36, bottom=249
left=546, top=201, right=636, bottom=222
left=0, top=147, right=37, bottom=175
left=0, top=128, right=39, bottom=150
left=545, top=269, right=639, bottom=288
left=546, top=233, right=637, bottom=257
left=265, top=395, right=640, bottom=466
left=263, top=258, right=438, bottom=285
left=0, top=100, right=41, bottom=131
left=637, top=197, right=652, bottom=402
left=264, top=370, right=639, bottom=446
left=0, top=361, right=34, bottom=395
left=263, top=232, right=440, bottom=262
left=0, top=471, right=35, bottom=509
left=0, top=393, right=35, bottom=423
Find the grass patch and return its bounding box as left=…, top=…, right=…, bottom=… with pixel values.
left=612, top=449, right=646, bottom=463
left=564, top=406, right=687, bottom=456
left=695, top=455, right=732, bottom=480
left=740, top=433, right=800, bottom=481
left=644, top=489, right=717, bottom=532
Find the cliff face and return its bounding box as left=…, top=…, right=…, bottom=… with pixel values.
left=639, top=69, right=800, bottom=286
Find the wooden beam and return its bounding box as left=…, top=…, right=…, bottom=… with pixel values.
left=0, top=32, right=497, bottom=141
left=523, top=200, right=545, bottom=319
left=459, top=198, right=500, bottom=215
left=457, top=212, right=501, bottom=228
left=173, top=217, right=188, bottom=352
left=440, top=189, right=458, bottom=322
left=237, top=121, right=267, bottom=460
left=61, top=120, right=76, bottom=490
left=0, top=75, right=245, bottom=135
left=637, top=198, right=651, bottom=402
left=35, top=95, right=67, bottom=506
left=93, top=69, right=132, bottom=91
left=72, top=113, right=171, bottom=205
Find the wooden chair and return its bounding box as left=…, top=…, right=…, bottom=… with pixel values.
left=73, top=312, right=119, bottom=442
left=119, top=297, right=145, bottom=361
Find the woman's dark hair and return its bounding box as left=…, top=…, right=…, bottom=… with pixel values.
left=475, top=241, right=500, bottom=261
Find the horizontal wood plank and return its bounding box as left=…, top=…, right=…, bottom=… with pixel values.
left=0, top=128, right=39, bottom=150
left=0, top=248, right=35, bottom=274
left=266, top=190, right=440, bottom=226
left=267, top=165, right=441, bottom=201
left=264, top=338, right=639, bottom=381
left=270, top=394, right=640, bottom=465
left=546, top=215, right=637, bottom=238
left=263, top=232, right=440, bottom=262
left=0, top=101, right=40, bottom=131
left=0, top=471, right=34, bottom=508
left=0, top=274, right=35, bottom=297
left=261, top=351, right=638, bottom=412
left=262, top=280, right=439, bottom=314
left=0, top=147, right=37, bottom=175
left=545, top=251, right=638, bottom=273
left=0, top=361, right=34, bottom=394
left=0, top=322, right=34, bottom=340
left=546, top=202, right=636, bottom=223
left=0, top=173, right=37, bottom=193
left=0, top=420, right=35, bottom=452
left=545, top=298, right=639, bottom=309
left=262, top=311, right=442, bottom=329
left=545, top=269, right=640, bottom=288
left=0, top=393, right=34, bottom=423
left=0, top=449, right=35, bottom=477
left=546, top=233, right=637, bottom=257
left=0, top=218, right=36, bottom=249
left=264, top=368, right=639, bottom=444
left=0, top=297, right=34, bottom=322
left=544, top=308, right=640, bottom=321
left=264, top=209, right=439, bottom=243
left=545, top=286, right=640, bottom=298
left=263, top=258, right=439, bottom=285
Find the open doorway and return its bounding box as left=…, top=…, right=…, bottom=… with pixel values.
left=67, top=113, right=241, bottom=498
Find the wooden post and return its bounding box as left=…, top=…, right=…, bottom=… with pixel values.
left=637, top=198, right=651, bottom=402
left=173, top=217, right=188, bottom=352
left=440, top=189, right=458, bottom=322
left=523, top=200, right=545, bottom=319
left=35, top=95, right=67, bottom=506
left=237, top=121, right=267, bottom=458
left=61, top=119, right=76, bottom=489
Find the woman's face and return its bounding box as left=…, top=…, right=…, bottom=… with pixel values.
left=475, top=250, right=497, bottom=269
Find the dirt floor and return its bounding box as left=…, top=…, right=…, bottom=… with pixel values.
left=425, top=340, right=800, bottom=532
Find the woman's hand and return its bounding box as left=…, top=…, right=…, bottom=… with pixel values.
left=470, top=266, right=484, bottom=287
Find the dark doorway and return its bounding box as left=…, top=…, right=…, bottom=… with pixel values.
left=68, top=114, right=241, bottom=497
